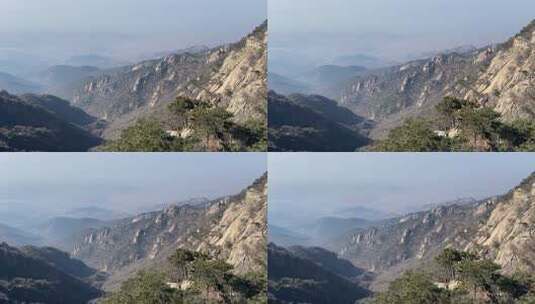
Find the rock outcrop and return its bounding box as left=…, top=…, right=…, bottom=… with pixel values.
left=72, top=174, right=267, bottom=289
left=339, top=20, right=535, bottom=138
left=70, top=22, right=267, bottom=139
left=459, top=21, right=535, bottom=122
left=466, top=173, right=535, bottom=274
left=338, top=172, right=535, bottom=286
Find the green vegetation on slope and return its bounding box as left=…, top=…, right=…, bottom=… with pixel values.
left=372, top=248, right=535, bottom=304
left=268, top=244, right=370, bottom=304
left=268, top=91, right=370, bottom=152
left=0, top=91, right=102, bottom=151
left=0, top=243, right=102, bottom=304
left=372, top=118, right=453, bottom=152
left=102, top=97, right=266, bottom=152
left=373, top=97, right=535, bottom=151
left=102, top=248, right=266, bottom=304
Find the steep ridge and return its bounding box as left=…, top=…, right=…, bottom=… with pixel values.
left=72, top=174, right=267, bottom=289
left=339, top=203, right=484, bottom=272
left=268, top=91, right=371, bottom=151
left=0, top=90, right=102, bottom=151
left=268, top=243, right=370, bottom=304
left=466, top=172, right=535, bottom=274
left=459, top=20, right=535, bottom=121
left=19, top=246, right=107, bottom=286
left=0, top=242, right=102, bottom=304
left=19, top=93, right=105, bottom=133
left=340, top=52, right=478, bottom=126
left=338, top=172, right=535, bottom=286
left=287, top=245, right=366, bottom=279
left=339, top=20, right=535, bottom=137
left=70, top=22, right=267, bottom=138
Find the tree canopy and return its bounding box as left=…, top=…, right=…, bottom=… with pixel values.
left=103, top=96, right=266, bottom=152
left=373, top=248, right=535, bottom=304
left=103, top=248, right=266, bottom=304
left=373, top=97, right=535, bottom=152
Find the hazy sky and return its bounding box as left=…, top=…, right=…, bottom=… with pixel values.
left=1, top=153, right=266, bottom=224
left=269, top=153, right=535, bottom=227
left=0, top=0, right=266, bottom=68
left=1, top=0, right=264, bottom=35
left=269, top=0, right=535, bottom=73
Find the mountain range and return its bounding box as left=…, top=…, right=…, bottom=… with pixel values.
left=71, top=174, right=267, bottom=290
left=338, top=171, right=535, bottom=290
left=63, top=22, right=267, bottom=139
left=0, top=22, right=267, bottom=151
left=269, top=171, right=535, bottom=302
left=339, top=20, right=535, bottom=139
left=0, top=174, right=267, bottom=302
left=269, top=19, right=535, bottom=150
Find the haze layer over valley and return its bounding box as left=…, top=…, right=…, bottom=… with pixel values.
left=0, top=0, right=267, bottom=152
left=268, top=0, right=535, bottom=152
left=0, top=153, right=268, bottom=303
left=268, top=153, right=535, bottom=303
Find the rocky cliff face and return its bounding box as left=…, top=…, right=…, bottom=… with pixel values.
left=459, top=20, right=535, bottom=122
left=72, top=174, right=267, bottom=288
left=71, top=22, right=267, bottom=138
left=466, top=173, right=535, bottom=274
left=339, top=20, right=535, bottom=137
left=339, top=203, right=487, bottom=273
left=340, top=52, right=478, bottom=122
left=195, top=174, right=267, bottom=274
left=178, top=23, right=267, bottom=124
left=339, top=172, right=535, bottom=281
